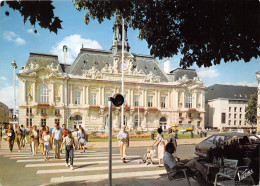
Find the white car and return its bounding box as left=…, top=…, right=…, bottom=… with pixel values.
left=178, top=129, right=186, bottom=134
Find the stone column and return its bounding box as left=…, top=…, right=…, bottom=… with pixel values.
left=50, top=83, right=54, bottom=104
left=98, top=87, right=101, bottom=105
left=144, top=90, right=147, bottom=107
left=23, top=80, right=27, bottom=104
left=158, top=91, right=161, bottom=108
left=33, top=81, right=36, bottom=104
left=142, top=89, right=145, bottom=106
left=194, top=92, right=197, bottom=108
left=70, top=84, right=73, bottom=105
left=86, top=86, right=89, bottom=105
left=167, top=91, right=171, bottom=108
left=61, top=83, right=64, bottom=104
left=102, top=87, right=105, bottom=106
left=64, top=81, right=67, bottom=106
left=130, top=89, right=134, bottom=107
left=176, top=90, right=179, bottom=108
left=182, top=92, right=185, bottom=108
left=83, top=86, right=86, bottom=105
left=155, top=91, right=158, bottom=107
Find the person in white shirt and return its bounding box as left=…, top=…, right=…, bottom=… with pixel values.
left=72, top=128, right=79, bottom=151
left=42, top=131, right=50, bottom=161
left=117, top=126, right=129, bottom=163
left=163, top=143, right=207, bottom=185
left=52, top=123, right=63, bottom=159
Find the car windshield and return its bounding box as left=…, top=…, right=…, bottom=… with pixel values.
left=203, top=135, right=230, bottom=144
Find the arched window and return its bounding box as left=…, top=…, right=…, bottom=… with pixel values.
left=72, top=115, right=82, bottom=129
left=39, top=85, right=49, bottom=103
left=159, top=117, right=167, bottom=130
left=185, top=93, right=192, bottom=108
left=73, top=115, right=82, bottom=120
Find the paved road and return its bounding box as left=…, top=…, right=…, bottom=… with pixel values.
left=0, top=145, right=197, bottom=186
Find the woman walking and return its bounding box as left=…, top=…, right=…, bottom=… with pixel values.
left=5, top=125, right=15, bottom=152
left=78, top=127, right=86, bottom=153
left=42, top=130, right=50, bottom=161
left=152, top=128, right=165, bottom=167
left=72, top=128, right=79, bottom=151
left=30, top=125, right=39, bottom=155
left=167, top=128, right=180, bottom=161
left=39, top=125, right=45, bottom=155
left=61, top=131, right=75, bottom=170
left=16, top=125, right=23, bottom=152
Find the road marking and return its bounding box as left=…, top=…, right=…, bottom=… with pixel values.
left=37, top=164, right=157, bottom=174
left=17, top=155, right=140, bottom=162
left=26, top=159, right=138, bottom=167
left=50, top=170, right=166, bottom=183
left=3, top=152, right=113, bottom=157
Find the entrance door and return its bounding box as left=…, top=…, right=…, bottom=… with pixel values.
left=72, top=115, right=82, bottom=129
left=159, top=117, right=167, bottom=130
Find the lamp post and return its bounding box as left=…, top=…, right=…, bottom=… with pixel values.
left=137, top=86, right=140, bottom=130
left=121, top=17, right=125, bottom=128
left=11, top=59, right=17, bottom=129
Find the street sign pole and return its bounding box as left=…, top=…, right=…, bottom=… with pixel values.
left=108, top=97, right=113, bottom=186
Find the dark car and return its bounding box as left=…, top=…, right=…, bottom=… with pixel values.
left=195, top=133, right=260, bottom=158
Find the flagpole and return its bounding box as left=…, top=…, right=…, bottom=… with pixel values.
left=121, top=18, right=125, bottom=128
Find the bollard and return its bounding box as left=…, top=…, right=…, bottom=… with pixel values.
left=175, top=133, right=178, bottom=139
left=191, top=131, right=194, bottom=138
left=204, top=132, right=207, bottom=137
left=200, top=132, right=202, bottom=138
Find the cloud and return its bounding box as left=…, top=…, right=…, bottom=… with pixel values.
left=197, top=66, right=220, bottom=79
left=236, top=81, right=258, bottom=87
left=0, top=76, right=7, bottom=81
left=50, top=34, right=102, bottom=64
left=3, top=31, right=26, bottom=45
left=0, top=84, right=19, bottom=109
left=27, top=29, right=34, bottom=34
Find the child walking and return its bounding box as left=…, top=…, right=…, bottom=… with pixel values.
left=61, top=131, right=75, bottom=170
left=43, top=131, right=51, bottom=161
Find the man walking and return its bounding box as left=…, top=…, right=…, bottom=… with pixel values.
left=117, top=126, right=129, bottom=163
left=52, top=123, right=63, bottom=159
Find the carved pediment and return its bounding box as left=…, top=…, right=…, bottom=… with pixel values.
left=177, top=75, right=205, bottom=89
left=83, top=66, right=103, bottom=79
left=143, top=71, right=160, bottom=83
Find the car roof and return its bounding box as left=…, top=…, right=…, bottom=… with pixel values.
left=212, top=133, right=254, bottom=137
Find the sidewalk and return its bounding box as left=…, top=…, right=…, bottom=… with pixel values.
left=0, top=137, right=207, bottom=150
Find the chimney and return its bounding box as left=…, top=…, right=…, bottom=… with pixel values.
left=63, top=45, right=68, bottom=64
left=163, top=58, right=171, bottom=74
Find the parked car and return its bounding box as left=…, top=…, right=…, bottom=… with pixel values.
left=195, top=133, right=260, bottom=158
left=256, top=131, right=260, bottom=138
left=178, top=129, right=187, bottom=134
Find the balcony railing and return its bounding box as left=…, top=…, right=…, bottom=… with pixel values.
left=26, top=113, right=33, bottom=116
left=55, top=114, right=61, bottom=116
left=41, top=113, right=47, bottom=116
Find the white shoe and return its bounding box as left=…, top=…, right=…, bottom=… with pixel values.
left=70, top=165, right=74, bottom=170
left=66, top=163, right=69, bottom=167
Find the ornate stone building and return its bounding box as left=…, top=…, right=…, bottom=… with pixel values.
left=17, top=20, right=206, bottom=131
left=257, top=71, right=260, bottom=131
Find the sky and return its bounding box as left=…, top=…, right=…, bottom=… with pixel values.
left=0, top=1, right=259, bottom=109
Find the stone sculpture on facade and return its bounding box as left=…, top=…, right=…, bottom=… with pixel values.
left=84, top=66, right=102, bottom=79
left=144, top=71, right=160, bottom=83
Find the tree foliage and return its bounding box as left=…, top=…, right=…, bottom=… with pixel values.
left=245, top=93, right=258, bottom=125
left=74, top=0, right=260, bottom=68
left=1, top=0, right=62, bottom=34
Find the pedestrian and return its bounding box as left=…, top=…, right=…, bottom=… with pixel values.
left=163, top=143, right=207, bottom=185
left=45, top=126, right=52, bottom=150
left=5, top=125, right=15, bottom=152
left=78, top=127, right=86, bottom=153
left=42, top=130, right=50, bottom=161
left=72, top=128, right=79, bottom=151
left=61, top=124, right=68, bottom=153
left=39, top=125, right=45, bottom=155
left=20, top=124, right=26, bottom=147
left=30, top=125, right=39, bottom=155
left=152, top=128, right=165, bottom=167
left=117, top=126, right=129, bottom=163
left=167, top=128, right=180, bottom=161
left=52, top=123, right=63, bottom=159
left=61, top=131, right=75, bottom=170
left=16, top=125, right=23, bottom=152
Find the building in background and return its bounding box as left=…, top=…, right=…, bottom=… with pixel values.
left=205, top=84, right=257, bottom=130
left=0, top=102, right=9, bottom=126
left=17, top=19, right=206, bottom=131
left=256, top=71, right=260, bottom=131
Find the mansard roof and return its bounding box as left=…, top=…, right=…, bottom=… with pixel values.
left=68, top=48, right=169, bottom=82
left=206, top=84, right=257, bottom=102
left=168, top=68, right=198, bottom=82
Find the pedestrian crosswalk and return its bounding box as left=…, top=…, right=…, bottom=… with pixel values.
left=0, top=149, right=166, bottom=185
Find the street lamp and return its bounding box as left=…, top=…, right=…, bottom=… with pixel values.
left=137, top=86, right=140, bottom=130
left=121, top=18, right=125, bottom=129
left=11, top=59, right=17, bottom=129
